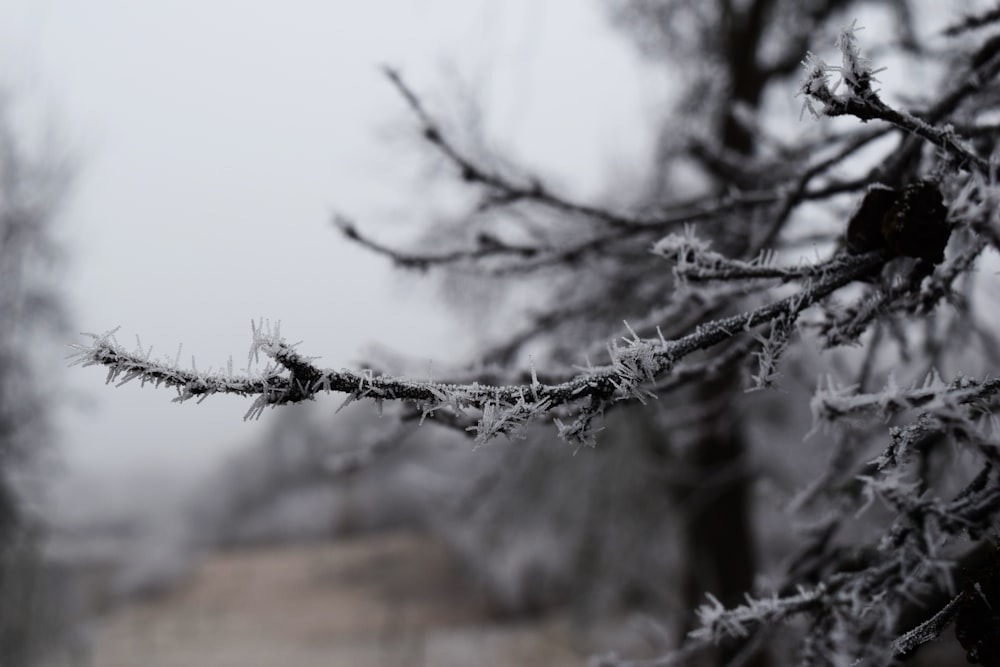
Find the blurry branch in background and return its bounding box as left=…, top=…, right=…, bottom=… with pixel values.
left=334, top=69, right=884, bottom=276
left=72, top=8, right=1000, bottom=666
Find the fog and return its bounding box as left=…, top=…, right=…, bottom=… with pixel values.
left=0, top=1, right=664, bottom=500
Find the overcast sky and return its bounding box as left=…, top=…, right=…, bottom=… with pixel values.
left=0, top=1, right=667, bottom=510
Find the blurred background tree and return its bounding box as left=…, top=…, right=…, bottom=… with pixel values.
left=0, top=88, right=75, bottom=665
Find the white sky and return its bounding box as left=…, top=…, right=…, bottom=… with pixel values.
left=0, top=1, right=667, bottom=507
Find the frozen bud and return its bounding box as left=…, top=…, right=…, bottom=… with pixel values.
left=881, top=180, right=951, bottom=264
left=846, top=183, right=897, bottom=254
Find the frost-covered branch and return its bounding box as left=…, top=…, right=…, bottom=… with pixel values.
left=661, top=460, right=1000, bottom=665
left=801, top=23, right=993, bottom=174
left=653, top=226, right=875, bottom=284
left=810, top=372, right=1000, bottom=427
left=72, top=250, right=886, bottom=445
